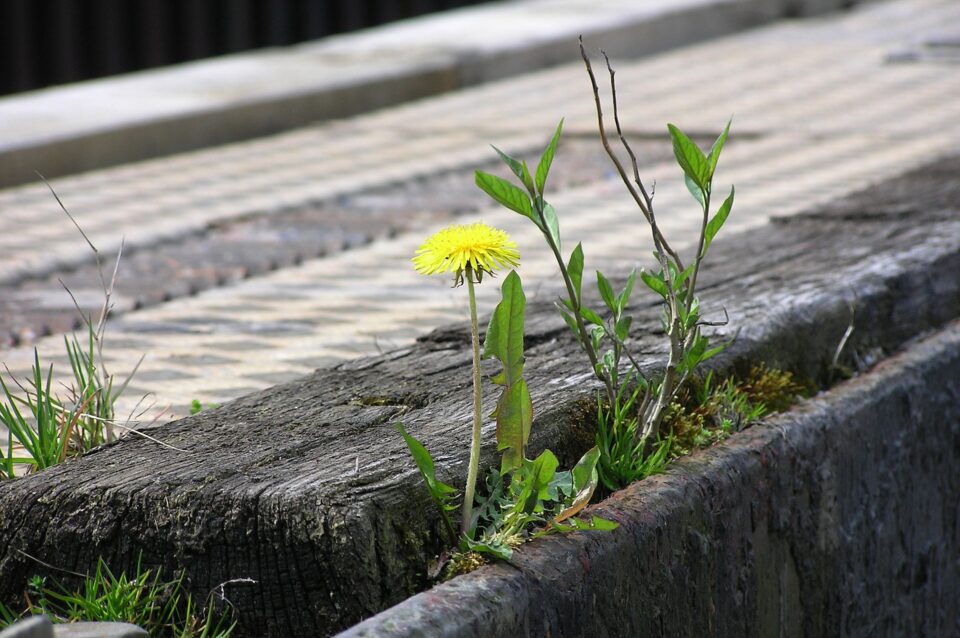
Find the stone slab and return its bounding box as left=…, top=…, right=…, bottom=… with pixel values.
left=341, top=319, right=960, bottom=637
left=0, top=0, right=868, bottom=188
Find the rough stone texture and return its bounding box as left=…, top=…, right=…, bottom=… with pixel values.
left=0, top=617, right=52, bottom=638
left=0, top=158, right=958, bottom=637
left=0, top=617, right=147, bottom=638
left=52, top=623, right=148, bottom=638
left=342, top=321, right=960, bottom=637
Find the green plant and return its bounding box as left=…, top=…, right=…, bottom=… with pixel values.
left=396, top=422, right=459, bottom=544
left=0, top=557, right=235, bottom=638
left=64, top=321, right=141, bottom=451
left=466, top=272, right=613, bottom=559
left=0, top=180, right=143, bottom=478
left=0, top=350, right=86, bottom=477
left=189, top=400, right=220, bottom=416
left=399, top=270, right=616, bottom=571
left=594, top=375, right=673, bottom=493
left=473, top=42, right=736, bottom=489
left=412, top=221, right=520, bottom=533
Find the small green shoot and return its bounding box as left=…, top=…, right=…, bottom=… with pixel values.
left=0, top=556, right=236, bottom=638
left=189, top=400, right=221, bottom=416
left=0, top=180, right=144, bottom=478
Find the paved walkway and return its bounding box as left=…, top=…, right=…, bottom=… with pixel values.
left=0, top=0, right=958, bottom=423
left=0, top=0, right=846, bottom=188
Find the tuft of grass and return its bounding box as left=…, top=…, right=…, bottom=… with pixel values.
left=63, top=322, right=140, bottom=451
left=592, top=365, right=803, bottom=489
left=0, top=350, right=81, bottom=476
left=0, top=557, right=235, bottom=638
left=1, top=180, right=146, bottom=479
left=595, top=378, right=673, bottom=492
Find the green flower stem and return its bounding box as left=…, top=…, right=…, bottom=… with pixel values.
left=462, top=268, right=483, bottom=535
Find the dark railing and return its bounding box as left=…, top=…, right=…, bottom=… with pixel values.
left=0, top=0, right=489, bottom=96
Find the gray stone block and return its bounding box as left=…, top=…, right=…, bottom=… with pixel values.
left=52, top=623, right=148, bottom=638
left=0, top=617, right=53, bottom=638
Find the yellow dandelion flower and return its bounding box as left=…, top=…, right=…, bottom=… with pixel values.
left=412, top=222, right=520, bottom=284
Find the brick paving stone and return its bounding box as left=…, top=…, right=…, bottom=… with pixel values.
left=0, top=0, right=957, bottom=436
left=0, top=137, right=657, bottom=348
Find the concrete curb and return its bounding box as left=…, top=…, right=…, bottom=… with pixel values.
left=0, top=617, right=147, bottom=638
left=338, top=322, right=960, bottom=637
left=0, top=0, right=863, bottom=188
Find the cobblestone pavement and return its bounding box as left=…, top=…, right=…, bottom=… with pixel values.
left=0, top=0, right=957, bottom=423
left=0, top=137, right=659, bottom=347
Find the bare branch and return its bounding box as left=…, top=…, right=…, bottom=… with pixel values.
left=697, top=306, right=730, bottom=328
left=579, top=39, right=651, bottom=220
left=37, top=173, right=97, bottom=257
left=16, top=548, right=88, bottom=579
left=107, top=419, right=191, bottom=454
left=832, top=298, right=856, bottom=370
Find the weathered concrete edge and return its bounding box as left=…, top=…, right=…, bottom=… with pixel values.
left=0, top=0, right=858, bottom=188
left=339, top=321, right=960, bottom=637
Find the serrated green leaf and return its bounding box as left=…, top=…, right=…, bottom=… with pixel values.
left=475, top=170, right=535, bottom=222
left=703, top=186, right=734, bottom=256
left=639, top=269, right=668, bottom=298
left=668, top=123, right=709, bottom=191
left=596, top=271, right=616, bottom=312
left=483, top=271, right=526, bottom=386
left=536, top=119, right=564, bottom=195
left=495, top=379, right=532, bottom=474
left=552, top=515, right=619, bottom=532
left=492, top=145, right=535, bottom=195
left=465, top=537, right=513, bottom=560
left=707, top=118, right=731, bottom=178
left=553, top=447, right=600, bottom=525
left=567, top=243, right=584, bottom=304
left=541, top=202, right=561, bottom=250
left=516, top=450, right=559, bottom=514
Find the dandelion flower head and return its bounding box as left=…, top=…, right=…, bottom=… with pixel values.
left=413, top=222, right=519, bottom=284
